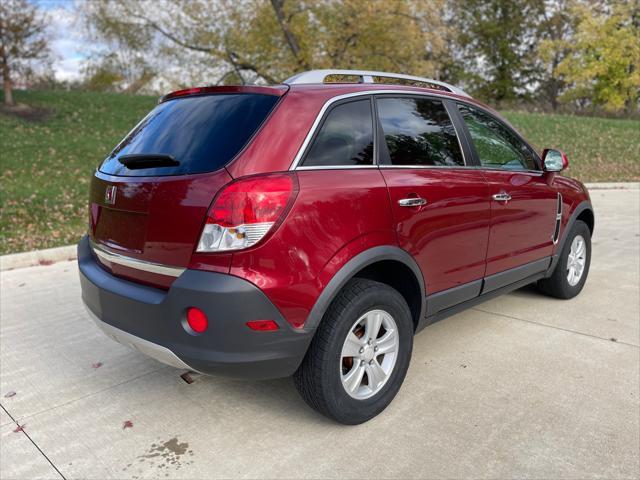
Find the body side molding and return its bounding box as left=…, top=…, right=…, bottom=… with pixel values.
left=483, top=257, right=551, bottom=294
left=422, top=257, right=551, bottom=327
left=424, top=270, right=548, bottom=326
left=426, top=280, right=482, bottom=317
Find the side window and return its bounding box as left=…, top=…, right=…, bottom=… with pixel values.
left=458, top=104, right=538, bottom=171
left=377, top=97, right=464, bottom=167
left=302, top=99, right=374, bottom=167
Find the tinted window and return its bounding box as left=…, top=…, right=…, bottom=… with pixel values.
left=302, top=99, right=374, bottom=167
left=100, top=94, right=278, bottom=176
left=458, top=104, right=538, bottom=171
left=377, top=97, right=463, bottom=167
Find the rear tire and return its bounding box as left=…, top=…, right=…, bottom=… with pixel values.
left=294, top=278, right=413, bottom=425
left=537, top=220, right=591, bottom=299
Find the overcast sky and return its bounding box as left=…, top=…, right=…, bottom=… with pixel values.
left=34, top=0, right=90, bottom=81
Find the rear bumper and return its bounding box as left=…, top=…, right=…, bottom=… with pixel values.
left=78, top=236, right=313, bottom=379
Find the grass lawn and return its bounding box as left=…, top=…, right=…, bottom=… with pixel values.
left=1, top=90, right=639, bottom=254
left=503, top=110, right=640, bottom=183
left=1, top=90, right=156, bottom=254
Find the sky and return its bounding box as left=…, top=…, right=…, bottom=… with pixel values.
left=33, top=0, right=91, bottom=81
left=29, top=0, right=227, bottom=89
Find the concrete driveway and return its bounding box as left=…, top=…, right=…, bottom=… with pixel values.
left=1, top=185, right=638, bottom=480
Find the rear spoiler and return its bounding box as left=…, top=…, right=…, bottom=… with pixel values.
left=160, top=85, right=289, bottom=103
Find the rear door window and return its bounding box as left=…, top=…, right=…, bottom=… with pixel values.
left=100, top=94, right=279, bottom=177
left=377, top=96, right=464, bottom=167
left=302, top=99, right=374, bottom=167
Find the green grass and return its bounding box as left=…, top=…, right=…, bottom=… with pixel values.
left=503, top=110, right=640, bottom=183
left=1, top=90, right=639, bottom=254
left=1, top=90, right=157, bottom=254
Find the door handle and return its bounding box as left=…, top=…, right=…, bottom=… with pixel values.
left=398, top=197, right=427, bottom=207
left=492, top=192, right=511, bottom=203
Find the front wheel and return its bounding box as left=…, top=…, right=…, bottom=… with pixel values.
left=294, top=278, right=413, bottom=425
left=537, top=220, right=591, bottom=299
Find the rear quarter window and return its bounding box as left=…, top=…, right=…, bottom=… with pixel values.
left=301, top=99, right=374, bottom=167
left=100, top=94, right=279, bottom=177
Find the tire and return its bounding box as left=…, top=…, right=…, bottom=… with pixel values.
left=537, top=220, right=591, bottom=299
left=293, top=278, right=413, bottom=425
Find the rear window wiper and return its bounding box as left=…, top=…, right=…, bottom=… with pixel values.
left=118, top=154, right=180, bottom=169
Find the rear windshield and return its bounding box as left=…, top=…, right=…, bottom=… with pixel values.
left=99, top=94, right=279, bottom=176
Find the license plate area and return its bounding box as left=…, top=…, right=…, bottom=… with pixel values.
left=94, top=206, right=148, bottom=253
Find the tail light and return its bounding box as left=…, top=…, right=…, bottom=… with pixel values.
left=197, top=173, right=298, bottom=252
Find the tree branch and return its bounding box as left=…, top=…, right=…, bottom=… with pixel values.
left=125, top=10, right=217, bottom=53
left=123, top=7, right=276, bottom=84
left=226, top=49, right=277, bottom=84
left=269, top=0, right=309, bottom=70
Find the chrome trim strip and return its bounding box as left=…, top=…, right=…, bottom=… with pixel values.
left=90, top=241, right=186, bottom=277
left=476, top=168, right=543, bottom=175
left=289, top=89, right=469, bottom=171
left=378, top=165, right=469, bottom=170
left=298, top=165, right=477, bottom=171
left=553, top=193, right=563, bottom=244
left=85, top=305, right=199, bottom=372
left=295, top=165, right=378, bottom=170
left=283, top=69, right=471, bottom=97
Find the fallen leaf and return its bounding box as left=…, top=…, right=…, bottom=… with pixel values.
left=13, top=424, right=25, bottom=433
left=123, top=420, right=133, bottom=429
left=4, top=391, right=16, bottom=398
left=92, top=362, right=103, bottom=369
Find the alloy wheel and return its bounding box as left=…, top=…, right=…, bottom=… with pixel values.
left=567, top=234, right=587, bottom=286
left=340, top=309, right=399, bottom=400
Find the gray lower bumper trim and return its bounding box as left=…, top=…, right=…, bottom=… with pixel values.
left=85, top=306, right=197, bottom=372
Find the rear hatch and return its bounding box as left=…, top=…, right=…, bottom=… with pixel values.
left=88, top=86, right=286, bottom=288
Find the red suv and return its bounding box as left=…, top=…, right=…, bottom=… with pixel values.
left=79, top=70, right=594, bottom=424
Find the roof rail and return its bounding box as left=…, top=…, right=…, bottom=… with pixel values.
left=283, top=69, right=471, bottom=98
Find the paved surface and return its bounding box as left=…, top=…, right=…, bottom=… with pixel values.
left=1, top=186, right=639, bottom=480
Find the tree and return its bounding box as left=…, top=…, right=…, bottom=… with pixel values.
left=0, top=0, right=50, bottom=106
left=82, top=52, right=155, bottom=93
left=81, top=0, right=451, bottom=88
left=557, top=0, right=640, bottom=113
left=534, top=0, right=579, bottom=111
left=454, top=0, right=544, bottom=105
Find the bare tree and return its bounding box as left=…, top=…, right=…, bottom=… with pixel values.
left=0, top=0, right=50, bottom=105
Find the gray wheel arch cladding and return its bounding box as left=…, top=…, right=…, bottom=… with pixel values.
left=301, top=246, right=426, bottom=333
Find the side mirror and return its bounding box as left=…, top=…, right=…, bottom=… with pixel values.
left=542, top=148, right=569, bottom=172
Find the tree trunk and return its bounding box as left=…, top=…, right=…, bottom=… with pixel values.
left=270, top=0, right=309, bottom=70
left=549, top=54, right=561, bottom=112
left=1, top=53, right=14, bottom=106
left=549, top=80, right=559, bottom=112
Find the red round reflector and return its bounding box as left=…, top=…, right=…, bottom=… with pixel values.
left=185, top=307, right=208, bottom=333
left=246, top=320, right=279, bottom=331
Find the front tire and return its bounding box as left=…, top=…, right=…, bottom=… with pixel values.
left=537, top=220, right=591, bottom=299
left=294, top=278, right=413, bottom=425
